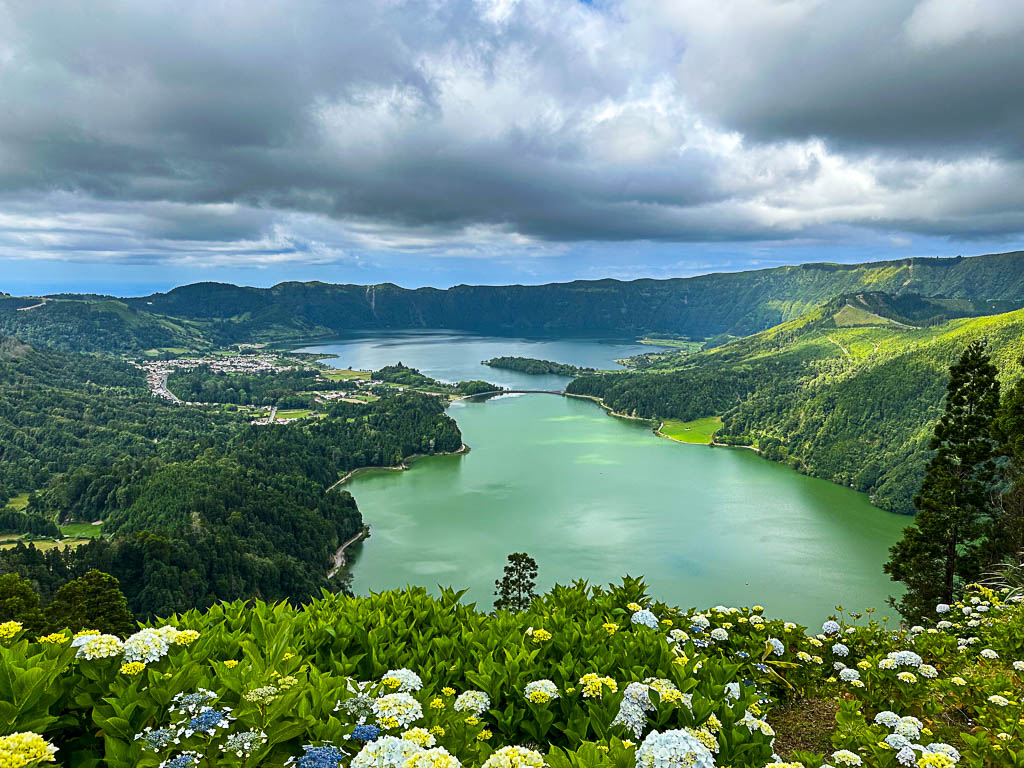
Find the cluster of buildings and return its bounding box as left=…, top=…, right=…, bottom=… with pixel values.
left=135, top=354, right=308, bottom=405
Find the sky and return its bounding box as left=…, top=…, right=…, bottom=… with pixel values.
left=1, top=0, right=1023, bottom=297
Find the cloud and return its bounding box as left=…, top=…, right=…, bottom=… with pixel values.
left=0, top=0, right=1021, bottom=270
left=904, top=0, right=1024, bottom=48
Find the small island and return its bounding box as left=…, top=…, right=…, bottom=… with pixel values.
left=482, top=356, right=596, bottom=376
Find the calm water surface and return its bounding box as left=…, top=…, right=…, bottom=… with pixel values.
left=300, top=332, right=907, bottom=625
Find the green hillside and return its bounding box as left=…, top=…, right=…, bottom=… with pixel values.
left=568, top=301, right=1024, bottom=513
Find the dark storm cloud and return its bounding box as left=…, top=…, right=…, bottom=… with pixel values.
left=665, top=0, right=1024, bottom=156
left=0, top=0, right=1022, bottom=266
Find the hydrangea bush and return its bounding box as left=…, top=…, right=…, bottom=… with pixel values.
left=0, top=578, right=1021, bottom=767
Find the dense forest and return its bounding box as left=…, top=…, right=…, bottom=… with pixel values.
left=0, top=338, right=463, bottom=617
left=569, top=297, right=1024, bottom=513
left=4, top=251, right=1024, bottom=354
left=482, top=357, right=596, bottom=376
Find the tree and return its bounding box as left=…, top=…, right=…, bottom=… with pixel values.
left=45, top=570, right=136, bottom=636
left=885, top=340, right=1002, bottom=620
left=0, top=573, right=47, bottom=634
left=494, top=552, right=538, bottom=613
left=992, top=358, right=1024, bottom=560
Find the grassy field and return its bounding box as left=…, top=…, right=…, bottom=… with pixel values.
left=323, top=369, right=371, bottom=381
left=4, top=493, right=29, bottom=511
left=639, top=337, right=704, bottom=353
left=658, top=416, right=723, bottom=444
left=275, top=409, right=315, bottom=420
left=59, top=522, right=104, bottom=538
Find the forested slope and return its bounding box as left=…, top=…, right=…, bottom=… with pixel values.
left=0, top=338, right=462, bottom=616
left=568, top=299, right=1024, bottom=513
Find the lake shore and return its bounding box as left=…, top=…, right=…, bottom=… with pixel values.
left=327, top=443, right=471, bottom=491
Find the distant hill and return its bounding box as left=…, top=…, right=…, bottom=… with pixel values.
left=568, top=300, right=1024, bottom=514
left=121, top=251, right=1024, bottom=342
left=3, top=251, right=1024, bottom=353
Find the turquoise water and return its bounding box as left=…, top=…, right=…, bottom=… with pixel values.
left=301, top=333, right=907, bottom=625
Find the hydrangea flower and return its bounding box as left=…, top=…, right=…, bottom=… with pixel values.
left=159, top=753, right=201, bottom=768
left=286, top=743, right=348, bottom=768
left=936, top=603, right=950, bottom=613
left=636, top=729, right=715, bottom=768
left=179, top=707, right=233, bottom=738
left=453, top=690, right=490, bottom=715
left=0, top=732, right=58, bottom=765
left=632, top=609, right=660, bottom=629
left=135, top=726, right=178, bottom=752
left=884, top=733, right=911, bottom=750
left=480, top=746, right=545, bottom=768
left=822, top=620, right=841, bottom=635
left=350, top=735, right=422, bottom=768
left=579, top=673, right=617, bottom=698
left=73, top=633, right=123, bottom=660
left=405, top=747, right=462, bottom=768
left=373, top=692, right=423, bottom=729
left=351, top=725, right=381, bottom=742
left=611, top=682, right=653, bottom=738
left=980, top=648, right=999, bottom=660
left=831, top=750, right=862, bottom=766
left=171, top=689, right=218, bottom=715
left=888, top=651, right=923, bottom=668
left=710, top=628, right=728, bottom=641
left=919, top=664, right=938, bottom=679
left=122, top=627, right=172, bottom=664
left=839, top=668, right=860, bottom=682
left=831, top=643, right=849, bottom=657
left=524, top=679, right=559, bottom=704
left=689, top=614, right=711, bottom=631
left=401, top=728, right=435, bottom=748
left=380, top=668, right=423, bottom=693
left=924, top=743, right=960, bottom=762
left=768, top=638, right=785, bottom=656
left=0, top=621, right=23, bottom=641
left=873, top=711, right=900, bottom=728
left=222, top=730, right=268, bottom=758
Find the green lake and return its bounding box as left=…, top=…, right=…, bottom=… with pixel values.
left=300, top=332, right=908, bottom=625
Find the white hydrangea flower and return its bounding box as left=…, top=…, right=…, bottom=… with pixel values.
left=636, top=729, right=715, bottom=768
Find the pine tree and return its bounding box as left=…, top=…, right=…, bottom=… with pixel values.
left=494, top=552, right=538, bottom=613
left=885, top=340, right=1001, bottom=620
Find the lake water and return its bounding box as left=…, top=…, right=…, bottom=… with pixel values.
left=299, top=332, right=907, bottom=625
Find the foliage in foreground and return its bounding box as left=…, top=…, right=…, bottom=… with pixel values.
left=1, top=578, right=1023, bottom=768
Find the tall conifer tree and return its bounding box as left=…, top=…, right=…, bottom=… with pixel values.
left=885, top=340, right=1001, bottom=619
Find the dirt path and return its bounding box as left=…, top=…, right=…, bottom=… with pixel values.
left=328, top=529, right=367, bottom=579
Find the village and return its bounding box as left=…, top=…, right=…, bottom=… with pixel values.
left=134, top=353, right=392, bottom=423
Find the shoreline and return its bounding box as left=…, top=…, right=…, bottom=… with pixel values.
left=328, top=527, right=368, bottom=578
left=653, top=420, right=760, bottom=452
left=326, top=443, right=470, bottom=492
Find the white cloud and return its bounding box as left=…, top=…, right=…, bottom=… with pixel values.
left=904, top=0, right=1024, bottom=47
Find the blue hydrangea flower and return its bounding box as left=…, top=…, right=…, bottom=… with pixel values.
left=822, top=620, right=841, bottom=635
left=351, top=725, right=381, bottom=742
left=832, top=643, right=849, bottom=657
left=286, top=743, right=348, bottom=768
left=768, top=637, right=785, bottom=656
